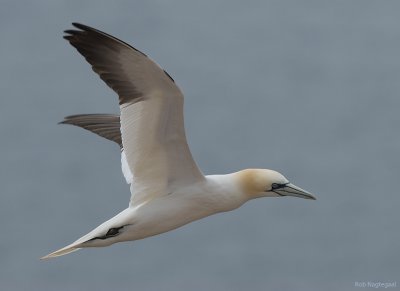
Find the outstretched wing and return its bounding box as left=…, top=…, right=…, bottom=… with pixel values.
left=60, top=113, right=133, bottom=184
left=60, top=114, right=122, bottom=147
left=64, top=23, right=204, bottom=205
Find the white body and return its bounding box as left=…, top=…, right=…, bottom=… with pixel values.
left=82, top=174, right=246, bottom=248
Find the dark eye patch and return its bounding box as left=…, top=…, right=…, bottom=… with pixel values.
left=271, top=183, right=287, bottom=190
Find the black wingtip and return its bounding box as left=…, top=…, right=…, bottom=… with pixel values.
left=58, top=115, right=77, bottom=125
left=63, top=23, right=91, bottom=36
left=64, top=22, right=148, bottom=58
left=70, top=23, right=103, bottom=35
left=71, top=22, right=88, bottom=30
left=64, top=29, right=77, bottom=35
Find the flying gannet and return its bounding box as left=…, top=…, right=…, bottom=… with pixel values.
left=41, top=23, right=316, bottom=259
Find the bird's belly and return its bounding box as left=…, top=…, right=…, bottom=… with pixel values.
left=122, top=195, right=221, bottom=241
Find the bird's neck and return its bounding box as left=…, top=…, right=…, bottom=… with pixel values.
left=204, top=173, right=252, bottom=211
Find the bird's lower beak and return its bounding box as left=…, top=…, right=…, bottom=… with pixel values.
left=275, top=183, right=316, bottom=200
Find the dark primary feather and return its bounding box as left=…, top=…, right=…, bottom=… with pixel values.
left=63, top=23, right=175, bottom=106
left=60, top=114, right=122, bottom=147
left=63, top=23, right=143, bottom=106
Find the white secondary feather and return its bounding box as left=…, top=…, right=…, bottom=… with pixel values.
left=121, top=150, right=133, bottom=184
left=120, top=93, right=205, bottom=206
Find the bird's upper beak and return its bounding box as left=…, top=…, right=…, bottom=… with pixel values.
left=275, top=183, right=316, bottom=200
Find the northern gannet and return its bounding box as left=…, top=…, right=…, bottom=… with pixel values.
left=42, top=23, right=316, bottom=259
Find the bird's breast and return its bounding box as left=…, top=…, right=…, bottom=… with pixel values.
left=123, top=180, right=246, bottom=240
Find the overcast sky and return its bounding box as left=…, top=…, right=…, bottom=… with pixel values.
left=1, top=1, right=400, bottom=290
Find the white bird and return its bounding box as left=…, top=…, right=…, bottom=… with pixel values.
left=42, top=23, right=316, bottom=259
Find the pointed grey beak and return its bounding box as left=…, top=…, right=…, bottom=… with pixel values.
left=275, top=183, right=316, bottom=200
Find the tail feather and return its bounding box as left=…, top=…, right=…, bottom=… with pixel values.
left=40, top=244, right=81, bottom=260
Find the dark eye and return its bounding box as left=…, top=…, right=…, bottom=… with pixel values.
left=271, top=183, right=280, bottom=190
left=271, top=183, right=287, bottom=190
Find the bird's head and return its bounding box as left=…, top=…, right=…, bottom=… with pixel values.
left=236, top=169, right=316, bottom=200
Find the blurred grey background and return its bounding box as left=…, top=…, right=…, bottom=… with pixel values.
left=1, top=1, right=399, bottom=290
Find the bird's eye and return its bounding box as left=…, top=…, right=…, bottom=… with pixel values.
left=271, top=183, right=280, bottom=190
left=271, top=183, right=287, bottom=190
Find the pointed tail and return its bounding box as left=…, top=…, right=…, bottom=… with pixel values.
left=40, top=243, right=82, bottom=260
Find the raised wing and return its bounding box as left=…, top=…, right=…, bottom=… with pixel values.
left=64, top=23, right=204, bottom=205
left=60, top=114, right=122, bottom=147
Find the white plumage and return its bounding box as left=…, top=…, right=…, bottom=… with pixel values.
left=41, top=23, right=315, bottom=259
left=121, top=151, right=133, bottom=184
